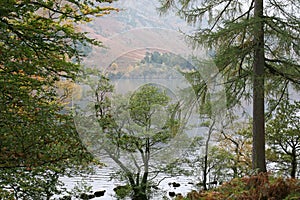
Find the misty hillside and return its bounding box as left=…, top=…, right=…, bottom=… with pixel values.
left=86, top=0, right=191, bottom=37
left=81, top=0, right=205, bottom=70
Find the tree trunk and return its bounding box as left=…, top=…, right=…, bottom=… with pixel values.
left=203, top=155, right=208, bottom=190
left=233, top=144, right=239, bottom=178
left=252, top=0, right=267, bottom=173
left=202, top=120, right=215, bottom=190
left=132, top=171, right=148, bottom=200
left=132, top=186, right=148, bottom=200
left=132, top=138, right=150, bottom=199
left=291, top=149, right=297, bottom=178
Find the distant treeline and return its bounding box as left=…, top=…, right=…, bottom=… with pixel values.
left=141, top=51, right=194, bottom=70
left=108, top=51, right=195, bottom=79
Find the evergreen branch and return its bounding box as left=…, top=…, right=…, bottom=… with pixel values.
left=210, top=0, right=232, bottom=31
left=265, top=80, right=288, bottom=120
left=265, top=62, right=300, bottom=84
left=232, top=0, right=255, bottom=23
left=269, top=0, right=300, bottom=21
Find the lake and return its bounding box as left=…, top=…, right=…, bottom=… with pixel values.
left=58, top=154, right=199, bottom=199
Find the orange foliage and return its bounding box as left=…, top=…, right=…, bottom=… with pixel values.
left=185, top=173, right=300, bottom=200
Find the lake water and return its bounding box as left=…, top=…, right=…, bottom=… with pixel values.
left=57, top=155, right=199, bottom=199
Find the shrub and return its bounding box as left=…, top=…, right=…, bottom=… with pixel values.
left=185, top=173, right=300, bottom=200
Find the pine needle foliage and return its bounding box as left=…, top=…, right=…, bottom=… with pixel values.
left=159, top=0, right=300, bottom=173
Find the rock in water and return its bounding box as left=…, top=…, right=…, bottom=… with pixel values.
left=94, top=190, right=106, bottom=197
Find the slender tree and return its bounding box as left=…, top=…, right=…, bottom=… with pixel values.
left=159, top=0, right=300, bottom=173
left=267, top=100, right=300, bottom=178
left=90, top=79, right=183, bottom=199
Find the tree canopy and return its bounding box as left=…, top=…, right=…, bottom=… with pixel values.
left=0, top=0, right=116, bottom=198
left=267, top=99, right=300, bottom=178
left=91, top=79, right=184, bottom=199
left=159, top=0, right=300, bottom=173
